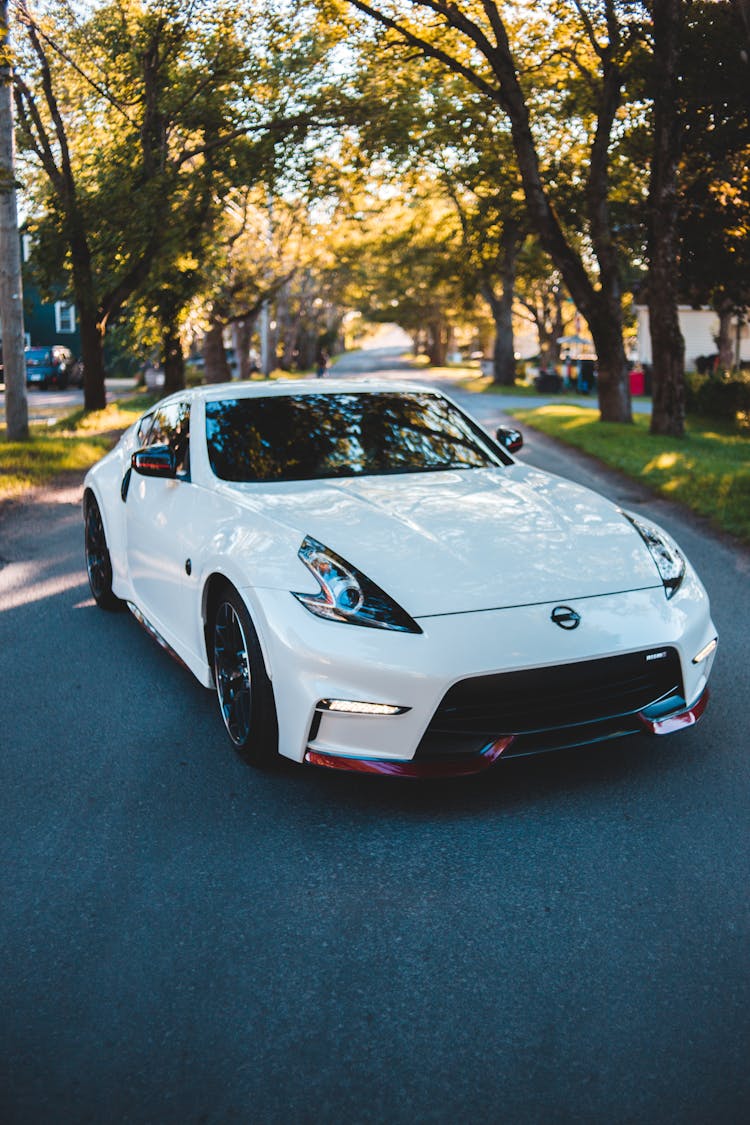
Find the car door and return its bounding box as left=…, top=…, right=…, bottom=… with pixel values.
left=125, top=399, right=197, bottom=645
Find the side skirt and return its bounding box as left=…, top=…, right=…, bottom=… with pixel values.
left=127, top=601, right=192, bottom=675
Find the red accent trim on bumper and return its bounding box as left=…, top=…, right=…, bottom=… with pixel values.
left=638, top=688, right=710, bottom=735
left=304, top=736, right=514, bottom=778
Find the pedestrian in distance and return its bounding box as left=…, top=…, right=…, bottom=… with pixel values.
left=316, top=348, right=329, bottom=378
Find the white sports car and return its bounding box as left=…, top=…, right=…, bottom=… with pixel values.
left=83, top=380, right=717, bottom=777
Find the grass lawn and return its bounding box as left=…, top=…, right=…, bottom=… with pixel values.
left=510, top=403, right=750, bottom=544
left=459, top=374, right=539, bottom=395
left=0, top=393, right=156, bottom=501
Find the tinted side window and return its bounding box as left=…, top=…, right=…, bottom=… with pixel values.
left=137, top=413, right=155, bottom=445
left=148, top=401, right=191, bottom=478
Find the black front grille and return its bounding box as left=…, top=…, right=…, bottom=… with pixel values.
left=416, top=648, right=684, bottom=759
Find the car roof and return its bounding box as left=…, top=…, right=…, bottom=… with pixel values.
left=157, top=378, right=440, bottom=408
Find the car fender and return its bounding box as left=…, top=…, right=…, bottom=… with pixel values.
left=196, top=557, right=280, bottom=682
left=84, top=450, right=131, bottom=597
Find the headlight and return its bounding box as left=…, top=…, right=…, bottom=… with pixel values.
left=622, top=511, right=685, bottom=599
left=292, top=536, right=422, bottom=633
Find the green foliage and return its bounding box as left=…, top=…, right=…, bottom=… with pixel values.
left=0, top=393, right=156, bottom=497
left=678, top=1, right=750, bottom=310
left=684, top=370, right=750, bottom=422
left=15, top=0, right=342, bottom=400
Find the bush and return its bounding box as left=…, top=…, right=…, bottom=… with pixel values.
left=694, top=354, right=718, bottom=375
left=685, top=369, right=750, bottom=421
left=534, top=371, right=563, bottom=392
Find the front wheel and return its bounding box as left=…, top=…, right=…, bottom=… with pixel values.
left=84, top=492, right=123, bottom=610
left=212, top=585, right=278, bottom=766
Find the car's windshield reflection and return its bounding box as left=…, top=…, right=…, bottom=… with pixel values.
left=205, top=391, right=508, bottom=483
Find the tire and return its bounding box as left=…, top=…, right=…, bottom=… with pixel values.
left=84, top=492, right=123, bottom=611
left=212, top=584, right=278, bottom=765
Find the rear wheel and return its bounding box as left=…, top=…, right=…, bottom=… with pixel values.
left=84, top=492, right=122, bottom=610
left=212, top=585, right=278, bottom=765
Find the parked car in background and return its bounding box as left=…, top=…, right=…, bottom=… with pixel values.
left=25, top=345, right=77, bottom=389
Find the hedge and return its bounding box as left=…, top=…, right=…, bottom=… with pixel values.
left=684, top=370, right=750, bottom=421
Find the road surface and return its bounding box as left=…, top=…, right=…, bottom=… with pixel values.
left=1, top=341, right=748, bottom=1123
left=0, top=379, right=138, bottom=426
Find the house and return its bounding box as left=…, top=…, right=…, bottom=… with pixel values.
left=20, top=233, right=82, bottom=356
left=636, top=305, right=750, bottom=370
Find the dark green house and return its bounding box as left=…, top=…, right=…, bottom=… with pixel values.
left=23, top=283, right=81, bottom=356
left=21, top=232, right=82, bottom=357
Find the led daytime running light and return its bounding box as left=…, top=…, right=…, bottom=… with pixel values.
left=692, top=638, right=718, bottom=665
left=319, top=699, right=408, bottom=716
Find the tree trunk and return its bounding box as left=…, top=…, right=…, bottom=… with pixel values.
left=427, top=320, right=448, bottom=366
left=648, top=0, right=686, bottom=438
left=715, top=300, right=734, bottom=372
left=587, top=299, right=632, bottom=422
left=280, top=318, right=298, bottom=370
left=483, top=225, right=520, bottom=385
left=0, top=0, right=29, bottom=440
left=77, top=301, right=107, bottom=412
left=483, top=289, right=515, bottom=385
left=203, top=320, right=230, bottom=383
left=233, top=319, right=253, bottom=381
left=67, top=219, right=107, bottom=410
left=536, top=293, right=564, bottom=371
left=162, top=317, right=185, bottom=395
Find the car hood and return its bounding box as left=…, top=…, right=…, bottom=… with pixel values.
left=225, top=465, right=661, bottom=615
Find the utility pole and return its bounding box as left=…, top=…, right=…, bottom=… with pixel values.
left=0, top=0, right=28, bottom=440
left=259, top=301, right=271, bottom=377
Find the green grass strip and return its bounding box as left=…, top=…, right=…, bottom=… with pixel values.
left=1, top=394, right=156, bottom=500
left=510, top=404, right=750, bottom=544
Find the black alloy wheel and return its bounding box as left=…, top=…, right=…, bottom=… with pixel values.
left=84, top=492, right=122, bottom=610
left=212, top=585, right=278, bottom=765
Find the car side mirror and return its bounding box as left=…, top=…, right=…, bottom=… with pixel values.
left=495, top=427, right=523, bottom=454
left=131, top=444, right=176, bottom=478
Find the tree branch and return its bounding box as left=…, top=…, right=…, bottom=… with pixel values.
left=14, top=0, right=136, bottom=125
left=346, top=0, right=507, bottom=110
left=12, top=74, right=62, bottom=189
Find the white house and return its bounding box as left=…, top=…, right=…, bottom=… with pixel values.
left=636, top=305, right=750, bottom=369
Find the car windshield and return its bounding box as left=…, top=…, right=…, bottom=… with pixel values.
left=26, top=349, right=51, bottom=363
left=205, top=391, right=509, bottom=483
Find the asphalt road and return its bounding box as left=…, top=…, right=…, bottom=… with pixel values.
left=1, top=343, right=749, bottom=1123
left=0, top=379, right=138, bottom=426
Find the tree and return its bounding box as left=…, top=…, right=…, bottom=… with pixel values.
left=515, top=242, right=570, bottom=371
left=678, top=1, right=750, bottom=371
left=342, top=0, right=640, bottom=422
left=329, top=45, right=530, bottom=382
left=334, top=188, right=468, bottom=363
left=646, top=0, right=687, bottom=436
left=412, top=80, right=529, bottom=384
left=13, top=0, right=318, bottom=409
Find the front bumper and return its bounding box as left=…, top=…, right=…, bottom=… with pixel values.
left=304, top=689, right=711, bottom=777
left=246, top=570, right=716, bottom=774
